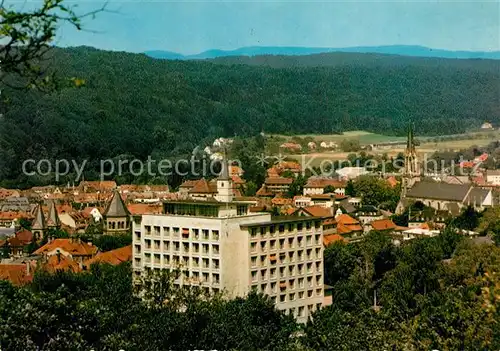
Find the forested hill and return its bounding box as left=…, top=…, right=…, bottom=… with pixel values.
left=209, top=51, right=499, bottom=71
left=1, top=46, right=499, bottom=184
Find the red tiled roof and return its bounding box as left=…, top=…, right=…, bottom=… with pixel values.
left=0, top=264, right=32, bottom=286
left=323, top=234, right=346, bottom=246
left=386, top=176, right=398, bottom=188
left=305, top=178, right=346, bottom=189
left=370, top=219, right=397, bottom=231
left=34, top=239, right=98, bottom=256
left=189, top=179, right=217, bottom=194
left=79, top=181, right=117, bottom=192
left=83, top=245, right=132, bottom=267
left=127, top=204, right=162, bottom=215
left=14, top=229, right=33, bottom=245
left=256, top=185, right=274, bottom=197
left=300, top=205, right=333, bottom=217
left=277, top=161, right=301, bottom=171
left=45, top=255, right=81, bottom=273
left=272, top=197, right=293, bottom=206
left=265, top=177, right=293, bottom=185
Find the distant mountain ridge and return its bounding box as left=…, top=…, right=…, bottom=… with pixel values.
left=144, top=45, right=500, bottom=60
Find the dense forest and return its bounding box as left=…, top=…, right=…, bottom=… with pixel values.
left=0, top=230, right=498, bottom=350
left=0, top=46, right=499, bottom=185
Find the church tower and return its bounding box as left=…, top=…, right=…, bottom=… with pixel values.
left=216, top=155, right=234, bottom=203
left=31, top=204, right=47, bottom=241
left=396, top=123, right=420, bottom=214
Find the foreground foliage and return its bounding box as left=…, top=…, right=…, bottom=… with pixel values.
left=0, top=231, right=498, bottom=350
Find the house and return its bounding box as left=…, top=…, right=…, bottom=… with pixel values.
left=44, top=254, right=82, bottom=273
left=294, top=196, right=313, bottom=208
left=34, top=238, right=98, bottom=265
left=276, top=161, right=302, bottom=176
left=280, top=142, right=302, bottom=152
left=323, top=234, right=345, bottom=246
left=0, top=263, right=33, bottom=286
left=320, top=141, right=337, bottom=149
left=355, top=205, right=384, bottom=226
left=307, top=142, right=317, bottom=150
left=256, top=184, right=274, bottom=198
left=229, top=165, right=244, bottom=177
left=336, top=167, right=369, bottom=180
left=83, top=245, right=132, bottom=269
left=335, top=214, right=363, bottom=240
left=481, top=122, right=494, bottom=130
left=0, top=229, right=33, bottom=257
left=303, top=178, right=346, bottom=196
left=78, top=180, right=117, bottom=193
left=264, top=177, right=293, bottom=195
left=486, top=169, right=500, bottom=186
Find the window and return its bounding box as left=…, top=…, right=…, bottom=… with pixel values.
left=270, top=240, right=276, bottom=250
left=237, top=205, right=247, bottom=215
left=173, top=242, right=180, bottom=252
left=297, top=223, right=303, bottom=231
left=173, top=227, right=180, bottom=237
left=260, top=241, right=267, bottom=251
left=298, top=291, right=304, bottom=299
left=251, top=271, right=258, bottom=282
left=154, top=254, right=160, bottom=264
left=260, top=255, right=267, bottom=266
left=145, top=225, right=151, bottom=235
left=270, top=268, right=276, bottom=279
left=163, top=241, right=170, bottom=251
left=298, top=277, right=304, bottom=288
left=287, top=223, right=294, bottom=231
left=279, top=239, right=285, bottom=249
left=251, top=256, right=257, bottom=267
left=289, top=293, right=295, bottom=301
left=154, top=226, right=160, bottom=236
left=280, top=294, right=286, bottom=302
left=213, top=274, right=220, bottom=285
left=192, top=243, right=199, bottom=253
left=193, top=228, right=199, bottom=239
left=202, top=244, right=209, bottom=254
left=145, top=239, right=151, bottom=249
left=271, top=282, right=277, bottom=293
left=193, top=257, right=199, bottom=267
left=134, top=231, right=141, bottom=240
left=279, top=224, right=285, bottom=233
left=251, top=242, right=257, bottom=253
left=298, top=306, right=305, bottom=317
left=288, top=237, right=294, bottom=248
left=202, top=229, right=209, bottom=240
left=163, top=255, right=170, bottom=265
left=182, top=243, right=189, bottom=253
left=212, top=259, right=220, bottom=269
left=306, top=221, right=312, bottom=230
left=163, top=226, right=170, bottom=236
left=212, top=230, right=220, bottom=240
left=212, top=244, right=220, bottom=255
left=261, top=269, right=267, bottom=279
left=251, top=228, right=258, bottom=238
left=202, top=258, right=209, bottom=268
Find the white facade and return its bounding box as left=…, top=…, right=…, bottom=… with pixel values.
left=132, top=201, right=324, bottom=323
left=486, top=171, right=500, bottom=185
left=336, top=167, right=369, bottom=180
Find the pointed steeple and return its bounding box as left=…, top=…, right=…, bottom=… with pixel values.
left=104, top=190, right=130, bottom=217
left=218, top=149, right=230, bottom=181
left=46, top=200, right=60, bottom=228
left=31, top=204, right=46, bottom=230
left=406, top=122, right=415, bottom=151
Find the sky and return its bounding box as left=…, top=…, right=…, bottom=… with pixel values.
left=48, top=0, right=500, bottom=54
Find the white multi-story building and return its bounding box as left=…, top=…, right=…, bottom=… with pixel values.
left=132, top=163, right=324, bottom=322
